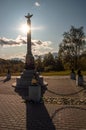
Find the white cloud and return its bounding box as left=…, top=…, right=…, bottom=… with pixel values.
left=35, top=2, right=40, bottom=7
left=0, top=36, right=54, bottom=59
left=32, top=40, right=53, bottom=55
left=0, top=35, right=26, bottom=47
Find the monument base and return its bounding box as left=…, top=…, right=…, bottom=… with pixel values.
left=29, top=85, right=41, bottom=102
left=16, top=69, right=34, bottom=88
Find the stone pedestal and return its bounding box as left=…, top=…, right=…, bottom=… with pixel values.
left=16, top=69, right=34, bottom=88
left=70, top=73, right=76, bottom=80
left=29, top=85, right=41, bottom=102
left=76, top=75, right=83, bottom=86
left=7, top=73, right=11, bottom=80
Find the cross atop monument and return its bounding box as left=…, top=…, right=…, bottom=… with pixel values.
left=25, top=13, right=35, bottom=70
left=25, top=13, right=33, bottom=19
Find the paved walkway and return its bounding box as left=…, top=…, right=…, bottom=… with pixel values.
left=0, top=76, right=86, bottom=130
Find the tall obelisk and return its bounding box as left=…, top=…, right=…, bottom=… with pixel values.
left=16, top=13, right=35, bottom=88
left=15, top=13, right=45, bottom=88
left=25, top=13, right=35, bottom=70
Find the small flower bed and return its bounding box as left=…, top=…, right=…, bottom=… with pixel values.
left=43, top=97, right=86, bottom=105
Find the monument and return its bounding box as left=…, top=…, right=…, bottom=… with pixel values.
left=15, top=13, right=46, bottom=89
left=16, top=13, right=35, bottom=88
left=25, top=13, right=35, bottom=70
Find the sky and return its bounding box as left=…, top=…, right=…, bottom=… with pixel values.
left=0, top=0, right=86, bottom=59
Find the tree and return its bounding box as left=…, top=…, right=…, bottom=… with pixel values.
left=43, top=52, right=55, bottom=71
left=58, top=26, right=86, bottom=70
left=35, top=56, right=43, bottom=72
left=54, top=56, right=64, bottom=71
left=0, top=58, right=24, bottom=75
left=78, top=53, right=86, bottom=70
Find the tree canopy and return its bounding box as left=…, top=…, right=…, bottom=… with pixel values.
left=58, top=26, right=86, bottom=70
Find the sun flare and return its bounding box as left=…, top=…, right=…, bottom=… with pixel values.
left=20, top=24, right=30, bottom=33
left=19, top=23, right=44, bottom=34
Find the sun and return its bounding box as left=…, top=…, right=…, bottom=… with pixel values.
left=20, top=24, right=30, bottom=33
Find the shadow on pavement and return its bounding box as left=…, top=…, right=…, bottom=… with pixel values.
left=26, top=103, right=55, bottom=130
left=15, top=85, right=55, bottom=130
left=3, top=78, right=11, bottom=83
left=15, top=87, right=28, bottom=99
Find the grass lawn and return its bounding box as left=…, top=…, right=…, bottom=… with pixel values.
left=0, top=70, right=86, bottom=76
left=42, top=70, right=86, bottom=76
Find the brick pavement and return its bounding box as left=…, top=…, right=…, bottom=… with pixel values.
left=0, top=76, right=86, bottom=130
left=0, top=77, right=26, bottom=130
